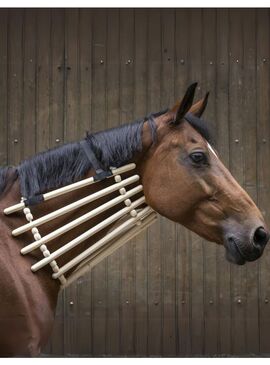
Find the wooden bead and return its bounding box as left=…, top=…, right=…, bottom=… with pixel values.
left=34, top=233, right=41, bottom=241
left=52, top=265, right=60, bottom=273
left=40, top=245, right=47, bottom=252
left=26, top=213, right=33, bottom=221
left=43, top=250, right=50, bottom=258
left=31, top=227, right=39, bottom=235
left=50, top=261, right=59, bottom=273
left=50, top=260, right=58, bottom=269
left=23, top=208, right=31, bottom=215
left=114, top=175, right=121, bottom=183
left=130, top=209, right=138, bottom=217
left=124, top=199, right=132, bottom=207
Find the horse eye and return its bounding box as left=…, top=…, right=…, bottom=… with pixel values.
left=189, top=151, right=208, bottom=165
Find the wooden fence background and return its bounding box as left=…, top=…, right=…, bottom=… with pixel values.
left=0, top=8, right=270, bottom=357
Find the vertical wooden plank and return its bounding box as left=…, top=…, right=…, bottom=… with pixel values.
left=50, top=9, right=65, bottom=149
left=8, top=9, right=23, bottom=165
left=64, top=9, right=79, bottom=142
left=75, top=9, right=93, bottom=356
left=119, top=9, right=135, bottom=356
left=257, top=9, right=270, bottom=355
left=106, top=251, right=120, bottom=356
left=175, top=9, right=192, bottom=356
left=48, top=9, right=65, bottom=356
left=201, top=9, right=218, bottom=355
left=76, top=275, right=92, bottom=355
left=36, top=9, right=51, bottom=153
left=105, top=8, right=121, bottom=356
left=34, top=10, right=54, bottom=354
left=23, top=10, right=36, bottom=159
left=133, top=9, right=148, bottom=357
left=78, top=9, right=92, bottom=136
left=216, top=8, right=232, bottom=355
left=62, top=9, right=80, bottom=356
left=147, top=9, right=162, bottom=357
left=229, top=9, right=246, bottom=355
left=189, top=9, right=204, bottom=356
left=49, top=295, right=65, bottom=356
left=160, top=8, right=176, bottom=357
left=242, top=9, right=260, bottom=355
left=0, top=9, right=8, bottom=166
left=91, top=8, right=107, bottom=357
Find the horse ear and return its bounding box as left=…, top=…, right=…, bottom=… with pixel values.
left=188, top=92, right=209, bottom=117
left=172, top=83, right=198, bottom=125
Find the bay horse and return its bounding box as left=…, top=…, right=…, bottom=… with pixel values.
left=0, top=83, right=268, bottom=356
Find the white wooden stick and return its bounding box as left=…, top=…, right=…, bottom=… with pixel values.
left=62, top=213, right=157, bottom=287
left=31, top=196, right=147, bottom=272
left=52, top=206, right=153, bottom=279
left=21, top=185, right=143, bottom=253
left=15, top=184, right=143, bottom=237
left=13, top=175, right=139, bottom=234
left=4, top=163, right=136, bottom=215
left=3, top=201, right=26, bottom=215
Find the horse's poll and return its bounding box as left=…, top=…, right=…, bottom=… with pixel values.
left=4, top=163, right=157, bottom=287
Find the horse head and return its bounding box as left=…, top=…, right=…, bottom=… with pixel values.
left=139, top=83, right=269, bottom=265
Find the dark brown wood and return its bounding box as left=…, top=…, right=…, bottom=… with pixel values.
left=256, top=8, right=270, bottom=356
left=175, top=9, right=191, bottom=356
left=23, top=9, right=36, bottom=160
left=105, top=8, right=121, bottom=357
left=49, top=9, right=65, bottom=357
left=229, top=9, right=246, bottom=356
left=0, top=9, right=8, bottom=167
left=74, top=9, right=93, bottom=356
left=63, top=9, right=80, bottom=355
left=189, top=9, right=204, bottom=356
left=133, top=9, right=148, bottom=356
left=216, top=8, right=232, bottom=355
left=146, top=9, right=162, bottom=357
left=8, top=10, right=23, bottom=165
left=242, top=9, right=260, bottom=355
left=91, top=8, right=107, bottom=357
left=202, top=9, right=218, bottom=355
left=1, top=8, right=270, bottom=357
left=161, top=8, right=177, bottom=357
left=36, top=9, right=51, bottom=153
left=50, top=9, right=65, bottom=149
left=119, top=9, right=135, bottom=356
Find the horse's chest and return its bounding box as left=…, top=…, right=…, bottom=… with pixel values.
left=0, top=245, right=55, bottom=356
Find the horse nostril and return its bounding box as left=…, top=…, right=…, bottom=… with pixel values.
left=253, top=227, right=269, bottom=247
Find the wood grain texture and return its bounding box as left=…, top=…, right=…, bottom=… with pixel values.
left=216, top=9, right=232, bottom=355
left=256, top=8, right=270, bottom=356
left=134, top=9, right=148, bottom=356
left=0, top=8, right=269, bottom=357
left=229, top=9, right=246, bottom=356
left=91, top=8, right=107, bottom=357
left=146, top=9, right=163, bottom=357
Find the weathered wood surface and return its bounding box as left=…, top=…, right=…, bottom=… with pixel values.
left=1, top=8, right=270, bottom=357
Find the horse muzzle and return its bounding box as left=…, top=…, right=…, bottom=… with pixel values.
left=224, top=225, right=270, bottom=265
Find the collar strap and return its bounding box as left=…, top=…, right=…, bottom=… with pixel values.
left=79, top=140, right=112, bottom=181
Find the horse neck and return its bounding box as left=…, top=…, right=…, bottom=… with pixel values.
left=0, top=116, right=159, bottom=291
left=1, top=164, right=144, bottom=289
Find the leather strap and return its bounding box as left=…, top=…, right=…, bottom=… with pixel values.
left=80, top=140, right=112, bottom=181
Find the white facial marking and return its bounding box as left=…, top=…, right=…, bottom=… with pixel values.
left=207, top=142, right=218, bottom=158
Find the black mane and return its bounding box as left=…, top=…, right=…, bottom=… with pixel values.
left=0, top=108, right=211, bottom=199
left=0, top=111, right=165, bottom=199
